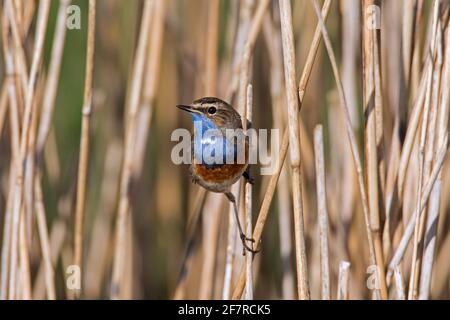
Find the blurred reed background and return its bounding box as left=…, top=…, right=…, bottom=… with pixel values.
left=0, top=0, right=449, bottom=300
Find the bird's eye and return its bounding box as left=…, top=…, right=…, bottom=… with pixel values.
left=207, top=106, right=217, bottom=115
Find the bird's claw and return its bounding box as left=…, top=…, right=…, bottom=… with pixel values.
left=240, top=234, right=261, bottom=255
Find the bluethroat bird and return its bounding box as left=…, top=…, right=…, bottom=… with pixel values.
left=177, top=97, right=259, bottom=254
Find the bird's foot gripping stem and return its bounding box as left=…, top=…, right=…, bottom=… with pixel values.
left=239, top=233, right=261, bottom=255
left=225, top=191, right=261, bottom=256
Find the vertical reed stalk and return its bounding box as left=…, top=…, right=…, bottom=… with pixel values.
left=337, top=261, right=350, bottom=300
left=73, top=0, right=96, bottom=298
left=314, top=125, right=330, bottom=300
left=244, top=84, right=254, bottom=300
left=28, top=0, right=70, bottom=300
left=414, top=19, right=443, bottom=298
left=408, top=1, right=440, bottom=299
left=264, top=12, right=295, bottom=300
left=198, top=0, right=220, bottom=300
left=279, top=0, right=310, bottom=300
left=226, top=0, right=269, bottom=98
left=419, top=20, right=450, bottom=299
left=362, top=0, right=387, bottom=300
left=231, top=128, right=290, bottom=300
left=224, top=7, right=253, bottom=299
left=7, top=0, right=51, bottom=300
left=18, top=207, right=31, bottom=299
left=205, top=0, right=219, bottom=96
left=34, top=179, right=56, bottom=299
left=222, top=1, right=253, bottom=299
left=387, top=134, right=449, bottom=282
left=0, top=83, right=8, bottom=137
left=36, top=0, right=71, bottom=156
left=311, top=0, right=378, bottom=294
left=232, top=0, right=331, bottom=299
left=111, top=0, right=153, bottom=299
left=394, top=266, right=405, bottom=300
left=1, top=28, right=20, bottom=300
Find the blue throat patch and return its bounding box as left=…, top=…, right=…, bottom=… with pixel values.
left=191, top=113, right=240, bottom=167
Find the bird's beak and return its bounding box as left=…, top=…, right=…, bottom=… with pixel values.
left=176, top=104, right=194, bottom=113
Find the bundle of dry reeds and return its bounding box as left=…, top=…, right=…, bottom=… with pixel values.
left=0, top=0, right=449, bottom=300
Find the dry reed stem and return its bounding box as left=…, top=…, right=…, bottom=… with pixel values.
left=314, top=125, right=330, bottom=300
left=232, top=0, right=332, bottom=299
left=279, top=0, right=310, bottom=300
left=222, top=198, right=237, bottom=300
left=33, top=196, right=69, bottom=299
left=264, top=12, right=295, bottom=299
left=337, top=261, right=350, bottom=300
left=20, top=73, right=44, bottom=300
left=298, top=0, right=332, bottom=102
left=18, top=207, right=31, bottom=299
left=133, top=0, right=165, bottom=175
left=402, top=0, right=418, bottom=87
left=131, top=0, right=165, bottom=291
left=85, top=142, right=122, bottom=298
left=384, top=0, right=410, bottom=253
left=34, top=178, right=56, bottom=300
left=431, top=230, right=450, bottom=297
left=395, top=1, right=440, bottom=207
left=246, top=0, right=270, bottom=52
left=0, top=80, right=8, bottom=138
left=416, top=20, right=443, bottom=299
left=384, top=117, right=401, bottom=257
left=419, top=20, right=450, bottom=299
left=396, top=65, right=430, bottom=199
left=111, top=0, right=154, bottom=299
left=231, top=128, right=289, bottom=300
left=362, top=0, right=387, bottom=300
left=199, top=194, right=223, bottom=299
left=224, top=6, right=254, bottom=299
left=205, top=0, right=219, bottom=96
left=22, top=1, right=36, bottom=38
left=36, top=0, right=71, bottom=156
left=394, top=266, right=405, bottom=300
left=34, top=0, right=71, bottom=198
left=7, top=0, right=50, bottom=300
left=24, top=64, right=45, bottom=251
left=408, top=1, right=440, bottom=299
left=387, top=134, right=449, bottom=283
left=372, top=0, right=386, bottom=275
left=0, top=9, right=21, bottom=298
left=5, top=0, right=29, bottom=93
left=0, top=162, right=15, bottom=300
left=174, top=189, right=206, bottom=299
left=1, top=7, right=23, bottom=296
left=198, top=0, right=220, bottom=299
left=225, top=0, right=252, bottom=101
left=336, top=3, right=358, bottom=263
left=227, top=0, right=270, bottom=98
left=411, top=0, right=425, bottom=92
left=1, top=52, right=21, bottom=300
left=311, top=0, right=378, bottom=294
left=222, top=1, right=253, bottom=300
left=244, top=84, right=254, bottom=300
left=1, top=8, right=19, bottom=300
left=73, top=0, right=96, bottom=298
left=341, top=0, right=360, bottom=128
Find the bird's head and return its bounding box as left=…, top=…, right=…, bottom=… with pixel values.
left=177, top=97, right=242, bottom=130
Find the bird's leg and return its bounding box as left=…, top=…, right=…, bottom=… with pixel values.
left=225, top=192, right=260, bottom=255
